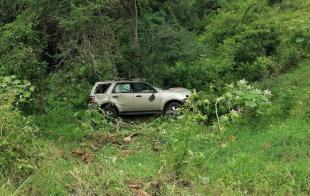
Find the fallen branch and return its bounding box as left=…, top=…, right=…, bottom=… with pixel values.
left=215, top=102, right=221, bottom=131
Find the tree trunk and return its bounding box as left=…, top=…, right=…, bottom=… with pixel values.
left=120, top=0, right=139, bottom=77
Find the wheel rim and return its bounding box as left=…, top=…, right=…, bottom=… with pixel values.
left=102, top=105, right=116, bottom=118
left=104, top=110, right=114, bottom=116
left=166, top=105, right=180, bottom=116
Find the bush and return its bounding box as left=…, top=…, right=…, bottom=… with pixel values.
left=0, top=76, right=40, bottom=180
left=44, top=73, right=92, bottom=111
left=267, top=0, right=282, bottom=5
left=225, top=22, right=281, bottom=79
left=77, top=108, right=115, bottom=132
left=198, top=1, right=310, bottom=83
left=278, top=27, right=310, bottom=70
left=184, top=79, right=272, bottom=130
left=240, top=56, right=281, bottom=81
left=163, top=60, right=225, bottom=90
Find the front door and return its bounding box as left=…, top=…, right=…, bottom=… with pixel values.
left=132, top=83, right=161, bottom=112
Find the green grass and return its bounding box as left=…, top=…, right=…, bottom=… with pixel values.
left=34, top=108, right=86, bottom=142
left=206, top=118, right=310, bottom=194
left=1, top=63, right=310, bottom=195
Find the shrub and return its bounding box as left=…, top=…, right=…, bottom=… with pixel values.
left=278, top=27, right=310, bottom=70
left=163, top=60, right=225, bottom=90
left=267, top=0, right=282, bottom=5
left=220, top=80, right=272, bottom=115
left=77, top=108, right=115, bottom=132
left=226, top=22, right=281, bottom=79
left=0, top=76, right=40, bottom=180
left=240, top=56, right=281, bottom=81
left=184, top=80, right=272, bottom=130
left=44, top=73, right=92, bottom=111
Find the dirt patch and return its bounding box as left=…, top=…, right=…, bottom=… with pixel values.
left=71, top=149, right=94, bottom=164
left=127, top=181, right=150, bottom=196
left=146, top=181, right=163, bottom=196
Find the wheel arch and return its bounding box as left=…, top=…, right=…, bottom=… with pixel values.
left=101, top=102, right=119, bottom=113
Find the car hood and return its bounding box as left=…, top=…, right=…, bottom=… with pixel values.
left=163, top=87, right=191, bottom=95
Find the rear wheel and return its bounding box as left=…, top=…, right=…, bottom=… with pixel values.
left=164, top=102, right=182, bottom=117
left=102, top=104, right=118, bottom=119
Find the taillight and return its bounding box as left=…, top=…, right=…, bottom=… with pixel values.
left=88, top=96, right=95, bottom=103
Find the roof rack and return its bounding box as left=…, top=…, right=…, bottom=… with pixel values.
left=115, top=78, right=147, bottom=82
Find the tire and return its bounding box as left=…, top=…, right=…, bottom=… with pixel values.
left=102, top=104, right=118, bottom=119
left=164, top=102, right=182, bottom=117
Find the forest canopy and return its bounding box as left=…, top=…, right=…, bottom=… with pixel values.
left=0, top=0, right=308, bottom=111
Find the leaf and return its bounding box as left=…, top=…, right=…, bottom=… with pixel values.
left=296, top=37, right=305, bottom=43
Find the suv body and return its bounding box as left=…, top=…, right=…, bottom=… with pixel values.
left=88, top=80, right=191, bottom=116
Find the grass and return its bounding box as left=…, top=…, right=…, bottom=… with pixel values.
left=1, top=62, right=310, bottom=195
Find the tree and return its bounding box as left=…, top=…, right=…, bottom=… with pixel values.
left=120, top=0, right=139, bottom=77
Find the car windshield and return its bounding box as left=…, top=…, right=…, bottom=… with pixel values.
left=154, top=86, right=162, bottom=91
left=150, top=84, right=162, bottom=91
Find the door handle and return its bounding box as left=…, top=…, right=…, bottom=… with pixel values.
left=112, top=95, right=119, bottom=98
left=136, top=95, right=142, bottom=97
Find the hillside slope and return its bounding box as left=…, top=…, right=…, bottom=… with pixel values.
left=1, top=62, right=309, bottom=195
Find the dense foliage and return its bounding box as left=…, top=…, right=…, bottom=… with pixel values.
left=184, top=79, right=272, bottom=130
left=0, top=0, right=308, bottom=111
left=0, top=77, right=39, bottom=180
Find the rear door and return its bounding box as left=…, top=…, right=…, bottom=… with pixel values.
left=110, top=83, right=135, bottom=112
left=94, top=83, right=112, bottom=103
left=132, top=82, right=161, bottom=111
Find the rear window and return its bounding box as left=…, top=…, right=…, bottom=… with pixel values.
left=95, top=83, right=111, bottom=94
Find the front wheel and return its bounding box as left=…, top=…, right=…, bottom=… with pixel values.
left=164, top=102, right=182, bottom=117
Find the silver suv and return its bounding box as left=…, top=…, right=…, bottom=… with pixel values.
left=88, top=79, right=191, bottom=117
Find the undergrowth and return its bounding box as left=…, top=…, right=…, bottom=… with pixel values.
left=1, top=62, right=309, bottom=195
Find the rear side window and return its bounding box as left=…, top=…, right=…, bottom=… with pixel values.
left=113, top=83, right=132, bottom=93
left=95, top=83, right=111, bottom=94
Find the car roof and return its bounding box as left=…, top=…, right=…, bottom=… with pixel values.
left=95, top=79, right=148, bottom=84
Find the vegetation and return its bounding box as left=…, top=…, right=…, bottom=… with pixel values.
left=0, top=0, right=309, bottom=195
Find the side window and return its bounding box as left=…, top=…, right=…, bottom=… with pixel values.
left=113, top=83, right=132, bottom=93
left=95, top=83, right=111, bottom=94
left=133, top=83, right=157, bottom=93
